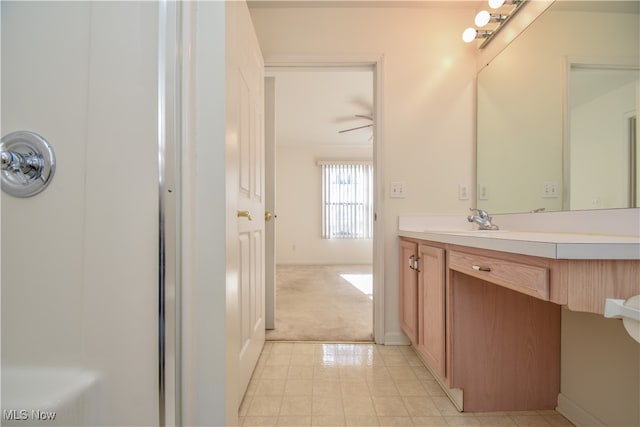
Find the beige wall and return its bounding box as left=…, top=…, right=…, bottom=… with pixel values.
left=250, top=4, right=477, bottom=341
left=561, top=309, right=640, bottom=426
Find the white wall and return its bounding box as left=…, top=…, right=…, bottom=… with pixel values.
left=181, top=1, right=237, bottom=425
left=1, top=2, right=158, bottom=425
left=182, top=1, right=267, bottom=425
left=249, top=5, right=477, bottom=342
left=276, top=144, right=373, bottom=264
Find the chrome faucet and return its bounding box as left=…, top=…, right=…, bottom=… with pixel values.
left=467, top=208, right=499, bottom=230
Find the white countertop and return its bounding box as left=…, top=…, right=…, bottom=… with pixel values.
left=398, top=213, right=640, bottom=260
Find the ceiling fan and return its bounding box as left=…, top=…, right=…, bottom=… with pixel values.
left=338, top=114, right=374, bottom=134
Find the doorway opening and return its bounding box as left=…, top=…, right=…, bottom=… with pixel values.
left=565, top=63, right=639, bottom=210
left=264, top=65, right=377, bottom=342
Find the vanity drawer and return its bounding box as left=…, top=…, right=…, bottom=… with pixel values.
left=449, top=250, right=549, bottom=301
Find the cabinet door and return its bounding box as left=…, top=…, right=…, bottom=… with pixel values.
left=417, top=244, right=446, bottom=379
left=399, top=239, right=418, bottom=344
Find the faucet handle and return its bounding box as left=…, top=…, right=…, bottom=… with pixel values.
left=469, top=208, right=489, bottom=218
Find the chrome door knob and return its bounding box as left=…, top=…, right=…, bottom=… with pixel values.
left=1, top=131, right=56, bottom=197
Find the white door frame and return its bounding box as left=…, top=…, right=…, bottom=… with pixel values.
left=263, top=54, right=386, bottom=344
left=180, top=2, right=266, bottom=425
left=264, top=76, right=277, bottom=330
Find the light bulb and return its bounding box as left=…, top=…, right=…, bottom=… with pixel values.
left=488, top=0, right=505, bottom=9
left=475, top=10, right=491, bottom=27
left=462, top=27, right=477, bottom=43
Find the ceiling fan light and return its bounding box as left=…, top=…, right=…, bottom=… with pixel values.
left=489, top=0, right=505, bottom=9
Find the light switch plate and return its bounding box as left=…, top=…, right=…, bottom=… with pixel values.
left=458, top=184, right=469, bottom=200
left=390, top=182, right=406, bottom=198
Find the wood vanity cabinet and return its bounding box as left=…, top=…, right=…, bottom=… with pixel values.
left=417, top=244, right=446, bottom=379
left=399, top=238, right=446, bottom=380
left=447, top=248, right=560, bottom=412
left=399, top=237, right=561, bottom=412
left=399, top=239, right=419, bottom=344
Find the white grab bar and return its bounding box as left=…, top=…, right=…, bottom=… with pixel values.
left=604, top=298, right=640, bottom=322
left=604, top=296, right=640, bottom=343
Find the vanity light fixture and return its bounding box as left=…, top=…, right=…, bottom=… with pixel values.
left=463, top=0, right=526, bottom=48
left=488, top=0, right=521, bottom=9
left=474, top=10, right=507, bottom=28
left=462, top=28, right=492, bottom=43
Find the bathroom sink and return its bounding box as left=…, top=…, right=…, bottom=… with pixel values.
left=422, top=228, right=508, bottom=234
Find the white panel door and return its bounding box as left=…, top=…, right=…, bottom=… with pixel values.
left=231, top=2, right=266, bottom=402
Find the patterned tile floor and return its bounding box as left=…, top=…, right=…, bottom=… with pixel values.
left=239, top=342, right=574, bottom=427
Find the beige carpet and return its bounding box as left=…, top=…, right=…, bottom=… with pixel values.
left=266, top=264, right=373, bottom=342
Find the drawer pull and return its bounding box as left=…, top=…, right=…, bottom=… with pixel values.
left=472, top=265, right=491, bottom=272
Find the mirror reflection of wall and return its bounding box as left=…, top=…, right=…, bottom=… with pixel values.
left=568, top=66, right=638, bottom=210
left=477, top=1, right=639, bottom=214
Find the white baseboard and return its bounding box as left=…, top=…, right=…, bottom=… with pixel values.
left=556, top=393, right=605, bottom=427
left=383, top=331, right=410, bottom=345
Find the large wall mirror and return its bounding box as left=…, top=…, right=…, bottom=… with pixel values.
left=477, top=0, right=639, bottom=214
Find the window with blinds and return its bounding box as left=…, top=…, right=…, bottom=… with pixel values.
left=320, top=161, right=373, bottom=239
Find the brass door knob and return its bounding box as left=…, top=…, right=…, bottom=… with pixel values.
left=237, top=210, right=253, bottom=220
left=265, top=211, right=274, bottom=221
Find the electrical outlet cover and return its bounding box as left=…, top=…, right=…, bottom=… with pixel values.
left=478, top=184, right=489, bottom=201
left=542, top=182, right=559, bottom=198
